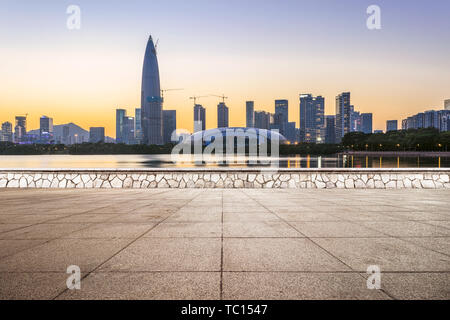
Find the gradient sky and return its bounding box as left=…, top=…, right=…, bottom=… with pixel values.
left=1, top=0, right=449, bottom=137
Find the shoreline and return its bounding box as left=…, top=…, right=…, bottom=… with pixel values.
left=340, top=151, right=450, bottom=157
left=1, top=151, right=450, bottom=157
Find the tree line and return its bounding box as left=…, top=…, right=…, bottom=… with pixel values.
left=341, top=128, right=450, bottom=152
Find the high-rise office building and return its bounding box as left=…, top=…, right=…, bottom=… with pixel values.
left=124, top=117, right=135, bottom=144
left=274, top=99, right=289, bottom=136
left=335, top=92, right=351, bottom=143
left=254, top=111, right=271, bottom=130
left=217, top=102, right=229, bottom=128
left=1, top=122, right=13, bottom=142
left=135, top=108, right=142, bottom=143
left=325, top=115, right=336, bottom=144
left=194, top=104, right=206, bottom=132
left=39, top=116, right=53, bottom=139
left=299, top=94, right=325, bottom=143
left=445, top=99, right=450, bottom=111
left=89, top=127, right=105, bottom=143
left=246, top=101, right=254, bottom=128
left=350, top=107, right=361, bottom=132
left=285, top=122, right=297, bottom=143
left=361, top=113, right=373, bottom=134
left=163, top=110, right=176, bottom=144
left=141, top=36, right=163, bottom=145
left=386, top=120, right=398, bottom=132
left=116, top=109, right=127, bottom=143
left=14, top=116, right=27, bottom=143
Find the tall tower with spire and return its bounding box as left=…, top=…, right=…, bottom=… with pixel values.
left=141, top=35, right=163, bottom=145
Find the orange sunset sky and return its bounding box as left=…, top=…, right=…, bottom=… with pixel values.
left=1, top=0, right=449, bottom=138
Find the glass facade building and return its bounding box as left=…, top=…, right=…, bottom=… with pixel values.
left=217, top=102, right=229, bottom=128
left=246, top=101, right=254, bottom=128
left=299, top=94, right=325, bottom=143
left=194, top=104, right=206, bottom=132
left=141, top=36, right=163, bottom=145
left=163, top=110, right=176, bottom=144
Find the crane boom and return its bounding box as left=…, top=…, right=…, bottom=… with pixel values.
left=161, top=88, right=184, bottom=99
left=189, top=95, right=209, bottom=105
left=211, top=94, right=228, bottom=104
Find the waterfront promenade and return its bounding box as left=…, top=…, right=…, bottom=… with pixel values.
left=0, top=188, right=449, bottom=299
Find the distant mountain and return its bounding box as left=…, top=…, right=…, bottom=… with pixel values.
left=28, top=123, right=114, bottom=144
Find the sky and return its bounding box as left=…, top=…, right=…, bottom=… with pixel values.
left=0, top=0, right=449, bottom=137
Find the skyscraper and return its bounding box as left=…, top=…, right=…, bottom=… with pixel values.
left=163, top=110, right=176, bottom=144
left=194, top=104, right=206, bottom=132
left=299, top=94, right=325, bottom=143
left=350, top=107, right=361, bottom=132
left=14, top=116, right=26, bottom=143
left=325, top=115, right=336, bottom=144
left=89, top=127, right=105, bottom=143
left=285, top=122, right=297, bottom=143
left=445, top=99, right=450, bottom=111
left=141, top=36, right=163, bottom=145
left=39, top=116, right=53, bottom=138
left=135, top=108, right=142, bottom=143
left=361, top=113, right=373, bottom=134
left=124, top=117, right=135, bottom=144
left=335, top=92, right=351, bottom=143
left=254, top=111, right=271, bottom=130
left=116, top=109, right=127, bottom=143
left=274, top=99, right=288, bottom=136
left=386, top=120, right=398, bottom=132
left=217, top=102, right=229, bottom=128
left=246, top=101, right=254, bottom=128
left=1, top=122, right=13, bottom=142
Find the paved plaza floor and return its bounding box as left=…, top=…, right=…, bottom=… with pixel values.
left=0, top=188, right=449, bottom=300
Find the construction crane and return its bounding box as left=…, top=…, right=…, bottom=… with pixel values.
left=211, top=94, right=228, bottom=104
left=189, top=95, right=209, bottom=105
left=161, top=88, right=184, bottom=100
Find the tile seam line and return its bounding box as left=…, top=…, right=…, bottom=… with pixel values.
left=341, top=215, right=450, bottom=259
left=51, top=189, right=205, bottom=300
left=0, top=190, right=174, bottom=261
left=242, top=189, right=397, bottom=300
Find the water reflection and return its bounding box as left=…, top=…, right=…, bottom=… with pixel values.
left=0, top=154, right=448, bottom=168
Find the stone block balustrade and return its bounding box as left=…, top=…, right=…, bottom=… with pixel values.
left=0, top=168, right=449, bottom=189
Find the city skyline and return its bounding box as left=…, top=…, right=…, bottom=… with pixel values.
left=2, top=94, right=449, bottom=144
left=1, top=0, right=450, bottom=137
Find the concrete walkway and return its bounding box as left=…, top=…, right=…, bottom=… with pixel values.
left=0, top=188, right=449, bottom=300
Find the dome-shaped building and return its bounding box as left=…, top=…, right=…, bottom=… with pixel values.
left=190, top=127, right=287, bottom=147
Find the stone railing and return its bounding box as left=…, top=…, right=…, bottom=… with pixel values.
left=0, top=168, right=449, bottom=189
